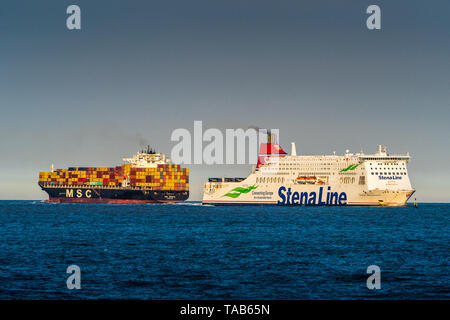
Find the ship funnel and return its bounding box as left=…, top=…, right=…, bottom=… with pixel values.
left=268, top=132, right=277, bottom=144
left=291, top=142, right=297, bottom=156
left=377, top=144, right=382, bottom=154
left=247, top=126, right=278, bottom=145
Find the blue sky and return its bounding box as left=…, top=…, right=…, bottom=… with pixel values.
left=0, top=0, right=449, bottom=201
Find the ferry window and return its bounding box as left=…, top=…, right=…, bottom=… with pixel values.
left=371, top=173, right=374, bottom=175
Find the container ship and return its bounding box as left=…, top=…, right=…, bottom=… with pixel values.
left=203, top=135, right=415, bottom=206
left=38, top=147, right=189, bottom=203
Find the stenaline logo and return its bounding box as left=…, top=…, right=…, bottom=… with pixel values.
left=223, top=185, right=258, bottom=198
left=340, top=164, right=359, bottom=172
left=278, top=186, right=347, bottom=205
left=379, top=176, right=402, bottom=180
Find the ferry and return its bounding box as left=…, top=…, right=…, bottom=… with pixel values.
left=202, top=135, right=415, bottom=206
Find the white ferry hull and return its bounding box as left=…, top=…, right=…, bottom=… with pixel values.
left=203, top=183, right=415, bottom=206
left=203, top=142, right=415, bottom=207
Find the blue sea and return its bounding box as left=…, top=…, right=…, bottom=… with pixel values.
left=0, top=201, right=448, bottom=299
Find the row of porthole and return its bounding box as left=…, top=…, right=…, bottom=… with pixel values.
left=369, top=164, right=406, bottom=167
left=370, top=167, right=406, bottom=170
left=256, top=177, right=285, bottom=183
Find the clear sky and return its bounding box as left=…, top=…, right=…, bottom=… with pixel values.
left=1, top=0, right=449, bottom=201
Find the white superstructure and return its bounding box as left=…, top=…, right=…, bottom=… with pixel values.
left=203, top=138, right=415, bottom=206
left=123, top=146, right=171, bottom=168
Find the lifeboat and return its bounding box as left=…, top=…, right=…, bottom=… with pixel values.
left=296, top=176, right=307, bottom=184
left=306, top=176, right=317, bottom=184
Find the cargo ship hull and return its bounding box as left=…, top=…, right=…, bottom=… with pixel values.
left=40, top=185, right=189, bottom=204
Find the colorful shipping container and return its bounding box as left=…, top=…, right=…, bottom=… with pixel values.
left=39, top=164, right=189, bottom=191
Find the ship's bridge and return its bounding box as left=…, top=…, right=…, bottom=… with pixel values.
left=123, top=150, right=171, bottom=168
left=359, top=155, right=410, bottom=162
left=358, top=145, right=410, bottom=162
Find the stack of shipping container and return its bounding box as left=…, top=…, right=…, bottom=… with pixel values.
left=129, top=164, right=189, bottom=190
left=39, top=164, right=189, bottom=191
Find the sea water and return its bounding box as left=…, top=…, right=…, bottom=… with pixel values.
left=0, top=201, right=448, bottom=299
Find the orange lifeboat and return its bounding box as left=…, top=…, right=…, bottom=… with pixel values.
left=306, top=176, right=317, bottom=184
left=296, top=176, right=307, bottom=184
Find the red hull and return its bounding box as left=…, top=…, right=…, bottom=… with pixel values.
left=47, top=198, right=183, bottom=204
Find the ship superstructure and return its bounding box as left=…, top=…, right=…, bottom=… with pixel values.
left=122, top=146, right=168, bottom=168
left=39, top=146, right=189, bottom=203
left=203, top=135, right=414, bottom=206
